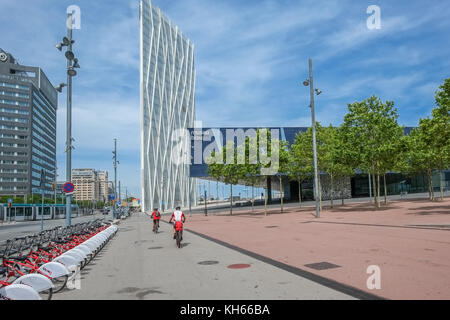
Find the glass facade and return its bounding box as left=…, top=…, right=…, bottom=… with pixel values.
left=0, top=50, right=57, bottom=196
left=140, top=0, right=196, bottom=212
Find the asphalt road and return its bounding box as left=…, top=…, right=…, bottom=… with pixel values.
left=54, top=213, right=356, bottom=300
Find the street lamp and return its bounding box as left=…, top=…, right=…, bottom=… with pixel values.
left=55, top=83, right=66, bottom=93
left=56, top=12, right=80, bottom=227
left=303, top=58, right=322, bottom=218
left=112, top=139, right=119, bottom=220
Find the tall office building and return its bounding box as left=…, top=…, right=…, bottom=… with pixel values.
left=0, top=49, right=57, bottom=197
left=140, top=0, right=196, bottom=212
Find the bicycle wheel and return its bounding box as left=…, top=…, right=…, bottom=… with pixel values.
left=52, top=275, right=69, bottom=293
left=40, top=287, right=53, bottom=300
left=176, top=231, right=181, bottom=248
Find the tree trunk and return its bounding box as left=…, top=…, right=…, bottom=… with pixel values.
left=377, top=174, right=381, bottom=209
left=264, top=187, right=268, bottom=216
left=371, top=167, right=377, bottom=209
left=341, top=177, right=345, bottom=206
left=252, top=184, right=254, bottom=212
left=280, top=176, right=283, bottom=213
left=330, top=175, right=334, bottom=209
left=318, top=175, right=323, bottom=211
left=440, top=170, right=444, bottom=201
left=427, top=171, right=432, bottom=200
left=429, top=171, right=435, bottom=201
left=298, top=179, right=302, bottom=208
left=230, top=184, right=233, bottom=215
left=383, top=174, right=387, bottom=205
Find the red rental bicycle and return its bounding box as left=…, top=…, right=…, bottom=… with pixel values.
left=174, top=221, right=184, bottom=248
left=1, top=238, right=53, bottom=299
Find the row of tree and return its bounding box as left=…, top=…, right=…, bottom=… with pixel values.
left=207, top=78, right=449, bottom=214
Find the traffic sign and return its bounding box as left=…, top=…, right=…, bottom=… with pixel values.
left=8, top=198, right=12, bottom=208
left=63, top=182, right=75, bottom=194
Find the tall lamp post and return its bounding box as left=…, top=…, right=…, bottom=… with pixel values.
left=112, top=138, right=119, bottom=219
left=303, top=58, right=322, bottom=218
left=56, top=13, right=80, bottom=227
left=40, top=169, right=45, bottom=232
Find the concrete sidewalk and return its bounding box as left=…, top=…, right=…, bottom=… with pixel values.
left=54, top=214, right=370, bottom=300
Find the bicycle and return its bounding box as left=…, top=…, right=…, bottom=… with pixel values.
left=174, top=221, right=184, bottom=248
left=175, top=229, right=182, bottom=248
left=153, top=219, right=160, bottom=233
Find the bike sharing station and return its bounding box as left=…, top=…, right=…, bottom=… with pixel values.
left=0, top=180, right=120, bottom=300
left=0, top=220, right=119, bottom=300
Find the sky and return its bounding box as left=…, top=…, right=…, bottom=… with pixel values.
left=1, top=0, right=449, bottom=200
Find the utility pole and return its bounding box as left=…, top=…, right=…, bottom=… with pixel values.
left=303, top=58, right=321, bottom=218
left=161, top=176, right=164, bottom=212
left=204, top=189, right=208, bottom=216
left=65, top=13, right=74, bottom=227
left=55, top=13, right=80, bottom=226
left=54, top=168, right=57, bottom=206
left=40, top=169, right=45, bottom=232
left=112, top=138, right=119, bottom=220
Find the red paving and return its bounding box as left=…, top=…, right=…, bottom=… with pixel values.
left=183, top=198, right=450, bottom=300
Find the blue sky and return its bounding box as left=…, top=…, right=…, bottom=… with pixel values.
left=1, top=0, right=449, bottom=200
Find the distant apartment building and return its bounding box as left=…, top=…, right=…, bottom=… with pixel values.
left=0, top=49, right=58, bottom=197
left=97, top=170, right=109, bottom=202
left=72, top=169, right=110, bottom=202
left=72, top=169, right=98, bottom=202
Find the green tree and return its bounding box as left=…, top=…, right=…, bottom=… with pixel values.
left=401, top=125, right=436, bottom=200
left=318, top=125, right=356, bottom=207
left=207, top=140, right=245, bottom=215
left=241, top=135, right=262, bottom=212
left=288, top=130, right=313, bottom=208
left=431, top=79, right=450, bottom=200
left=342, top=95, right=401, bottom=209
left=276, top=140, right=291, bottom=213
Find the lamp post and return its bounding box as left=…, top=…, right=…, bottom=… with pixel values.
left=54, top=167, right=58, bottom=206
left=56, top=12, right=80, bottom=227
left=303, top=58, right=322, bottom=218
left=112, top=138, right=119, bottom=219
left=40, top=169, right=45, bottom=232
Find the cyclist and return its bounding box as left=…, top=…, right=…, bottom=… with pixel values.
left=151, top=208, right=161, bottom=232
left=169, top=206, right=185, bottom=240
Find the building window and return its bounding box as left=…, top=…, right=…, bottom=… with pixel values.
left=0, top=98, right=28, bottom=107
left=0, top=81, right=29, bottom=90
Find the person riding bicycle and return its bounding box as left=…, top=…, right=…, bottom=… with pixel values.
left=151, top=208, right=161, bottom=232
left=169, top=206, right=185, bottom=240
